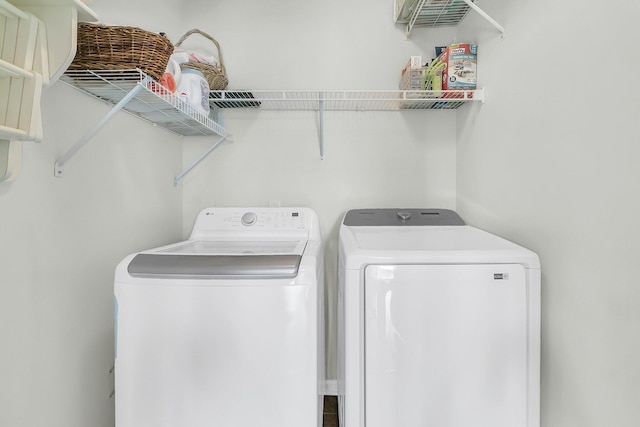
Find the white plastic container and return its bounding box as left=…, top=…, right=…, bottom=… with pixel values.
left=177, top=69, right=210, bottom=116
left=165, top=59, right=182, bottom=87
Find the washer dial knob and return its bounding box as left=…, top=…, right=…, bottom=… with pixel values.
left=397, top=211, right=411, bottom=221
left=241, top=212, right=258, bottom=226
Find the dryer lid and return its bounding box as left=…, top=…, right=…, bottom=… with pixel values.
left=340, top=225, right=540, bottom=269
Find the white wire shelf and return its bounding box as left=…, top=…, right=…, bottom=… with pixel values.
left=56, top=69, right=232, bottom=185
left=396, top=0, right=505, bottom=37
left=60, top=69, right=229, bottom=137
left=209, top=89, right=483, bottom=111
left=56, top=70, right=483, bottom=180
left=210, top=88, right=483, bottom=161
left=411, top=0, right=473, bottom=27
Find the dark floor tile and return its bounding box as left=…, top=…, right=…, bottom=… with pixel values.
left=323, top=412, right=339, bottom=427
left=323, top=395, right=339, bottom=426
left=323, top=395, right=338, bottom=414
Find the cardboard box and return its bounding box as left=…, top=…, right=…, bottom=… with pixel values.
left=436, top=43, right=477, bottom=90
left=400, top=68, right=425, bottom=90
left=400, top=56, right=424, bottom=90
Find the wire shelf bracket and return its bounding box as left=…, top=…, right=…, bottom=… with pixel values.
left=54, top=83, right=142, bottom=177
left=462, top=0, right=504, bottom=34
left=173, top=134, right=228, bottom=186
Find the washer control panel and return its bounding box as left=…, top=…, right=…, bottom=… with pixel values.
left=191, top=207, right=315, bottom=235
left=233, top=210, right=305, bottom=229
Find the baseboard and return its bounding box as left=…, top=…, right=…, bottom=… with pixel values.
left=322, top=379, right=338, bottom=396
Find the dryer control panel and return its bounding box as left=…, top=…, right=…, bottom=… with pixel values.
left=343, top=208, right=466, bottom=227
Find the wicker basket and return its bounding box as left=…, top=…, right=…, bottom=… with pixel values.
left=175, top=29, right=229, bottom=90
left=69, top=23, right=174, bottom=81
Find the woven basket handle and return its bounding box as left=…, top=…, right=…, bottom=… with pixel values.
left=175, top=29, right=226, bottom=74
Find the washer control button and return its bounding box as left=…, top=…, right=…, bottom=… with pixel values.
left=397, top=211, right=411, bottom=221
left=241, top=212, right=258, bottom=226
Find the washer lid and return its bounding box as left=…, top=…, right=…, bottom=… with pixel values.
left=127, top=240, right=307, bottom=279
left=156, top=240, right=306, bottom=256
left=127, top=253, right=302, bottom=279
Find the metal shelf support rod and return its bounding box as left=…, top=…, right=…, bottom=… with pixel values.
left=406, top=0, right=428, bottom=37
left=174, top=134, right=228, bottom=186
left=54, top=83, right=143, bottom=177
left=318, top=93, right=324, bottom=160
left=461, top=0, right=505, bottom=34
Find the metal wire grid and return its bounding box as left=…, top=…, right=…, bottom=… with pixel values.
left=209, top=90, right=478, bottom=111
left=60, top=70, right=480, bottom=138
left=411, top=0, right=473, bottom=27
left=60, top=69, right=228, bottom=137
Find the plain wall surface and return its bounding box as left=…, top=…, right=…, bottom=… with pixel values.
left=457, top=1, right=640, bottom=426
left=0, top=85, right=183, bottom=426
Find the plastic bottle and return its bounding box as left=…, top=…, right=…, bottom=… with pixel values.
left=177, top=69, right=210, bottom=116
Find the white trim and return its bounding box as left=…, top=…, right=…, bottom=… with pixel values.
left=323, top=379, right=338, bottom=396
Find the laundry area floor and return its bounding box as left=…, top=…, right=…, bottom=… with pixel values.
left=323, top=396, right=339, bottom=427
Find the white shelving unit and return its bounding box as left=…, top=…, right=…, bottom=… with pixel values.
left=1, top=0, right=98, bottom=142
left=1, top=0, right=97, bottom=182
left=16, top=0, right=99, bottom=84
left=1, top=0, right=44, bottom=143
left=57, top=69, right=232, bottom=186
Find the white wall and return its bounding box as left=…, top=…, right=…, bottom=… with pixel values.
left=457, top=1, right=640, bottom=426
left=179, top=0, right=460, bottom=379
left=0, top=2, right=183, bottom=426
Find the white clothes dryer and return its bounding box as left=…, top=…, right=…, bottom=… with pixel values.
left=338, top=208, right=540, bottom=427
left=114, top=207, right=324, bottom=427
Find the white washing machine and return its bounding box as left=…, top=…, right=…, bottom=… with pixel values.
left=114, top=207, right=324, bottom=427
left=338, top=208, right=540, bottom=427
